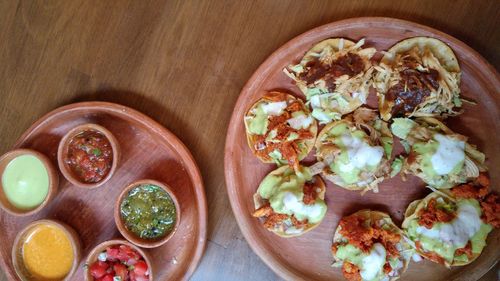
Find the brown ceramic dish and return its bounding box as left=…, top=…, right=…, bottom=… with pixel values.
left=58, top=123, right=120, bottom=189
left=0, top=149, right=59, bottom=216
left=84, top=239, right=153, bottom=281
left=12, top=219, right=81, bottom=281
left=225, top=17, right=499, bottom=281
left=115, top=179, right=181, bottom=248
left=0, top=102, right=206, bottom=281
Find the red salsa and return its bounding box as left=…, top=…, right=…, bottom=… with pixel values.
left=88, top=244, right=150, bottom=281
left=66, top=130, right=113, bottom=183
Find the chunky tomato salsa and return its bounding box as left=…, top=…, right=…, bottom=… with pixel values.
left=66, top=130, right=113, bottom=183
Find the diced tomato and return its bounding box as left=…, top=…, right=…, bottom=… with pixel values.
left=133, top=260, right=148, bottom=276
left=97, top=274, right=114, bottom=281
left=106, top=247, right=120, bottom=261
left=114, top=263, right=128, bottom=280
left=89, top=261, right=108, bottom=279
left=113, top=245, right=140, bottom=265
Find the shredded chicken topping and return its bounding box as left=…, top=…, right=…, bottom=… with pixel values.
left=374, top=46, right=461, bottom=119
left=284, top=39, right=376, bottom=123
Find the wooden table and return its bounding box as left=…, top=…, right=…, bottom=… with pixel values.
left=0, top=1, right=498, bottom=280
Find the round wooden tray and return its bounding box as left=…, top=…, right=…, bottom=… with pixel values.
left=225, top=17, right=499, bottom=281
left=0, top=102, right=207, bottom=281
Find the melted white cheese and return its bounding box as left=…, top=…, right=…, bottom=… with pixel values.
left=287, top=114, right=313, bottom=130
left=416, top=202, right=481, bottom=248
left=261, top=101, right=287, bottom=116
left=282, top=192, right=322, bottom=221
left=431, top=134, right=465, bottom=175
left=361, top=243, right=386, bottom=280
left=341, top=134, right=384, bottom=169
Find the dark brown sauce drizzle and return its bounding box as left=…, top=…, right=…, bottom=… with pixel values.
left=298, top=53, right=365, bottom=92
left=386, top=64, right=440, bottom=117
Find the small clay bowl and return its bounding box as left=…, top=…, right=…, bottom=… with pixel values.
left=57, top=123, right=119, bottom=189
left=0, top=149, right=59, bottom=216
left=12, top=219, right=81, bottom=281
left=84, top=239, right=154, bottom=281
left=114, top=179, right=181, bottom=248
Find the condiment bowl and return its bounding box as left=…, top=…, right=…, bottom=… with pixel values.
left=114, top=179, right=181, bottom=248
left=84, top=239, right=154, bottom=281
left=57, top=123, right=119, bottom=189
left=0, top=149, right=59, bottom=216
left=12, top=219, right=81, bottom=281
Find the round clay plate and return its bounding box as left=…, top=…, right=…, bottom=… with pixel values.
left=0, top=102, right=207, bottom=281
left=225, top=17, right=499, bottom=281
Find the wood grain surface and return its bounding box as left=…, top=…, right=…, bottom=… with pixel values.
left=0, top=1, right=498, bottom=280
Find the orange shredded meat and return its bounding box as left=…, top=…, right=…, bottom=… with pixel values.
left=342, top=262, right=361, bottom=281
left=455, top=241, right=473, bottom=260
left=251, top=92, right=314, bottom=170
left=338, top=214, right=401, bottom=257
left=450, top=173, right=499, bottom=228
left=263, top=213, right=288, bottom=229
left=415, top=242, right=445, bottom=264
left=418, top=198, right=455, bottom=229
left=290, top=215, right=308, bottom=228
left=303, top=182, right=317, bottom=205
left=425, top=251, right=445, bottom=265
left=383, top=262, right=392, bottom=274
left=481, top=193, right=500, bottom=228
left=331, top=244, right=338, bottom=255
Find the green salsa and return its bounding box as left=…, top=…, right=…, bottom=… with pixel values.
left=120, top=184, right=177, bottom=239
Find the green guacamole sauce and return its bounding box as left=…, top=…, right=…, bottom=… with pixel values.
left=120, top=184, right=177, bottom=239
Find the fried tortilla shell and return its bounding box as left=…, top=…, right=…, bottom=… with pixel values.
left=244, top=91, right=317, bottom=169
left=332, top=210, right=412, bottom=281
left=374, top=37, right=462, bottom=121
left=252, top=166, right=326, bottom=238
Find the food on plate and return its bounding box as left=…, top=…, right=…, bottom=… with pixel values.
left=20, top=223, right=75, bottom=280
left=373, top=37, right=462, bottom=121
left=88, top=244, right=150, bottom=281
left=66, top=129, right=113, bottom=183
left=331, top=210, right=412, bottom=281
left=252, top=165, right=327, bottom=237
left=313, top=108, right=394, bottom=193
left=1, top=154, right=49, bottom=210
left=402, top=174, right=499, bottom=266
left=391, top=117, right=486, bottom=189
left=284, top=38, right=376, bottom=123
left=120, top=184, right=177, bottom=240
left=244, top=91, right=317, bottom=170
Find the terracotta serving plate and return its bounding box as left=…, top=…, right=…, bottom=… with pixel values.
left=225, top=17, right=499, bottom=281
left=0, top=102, right=207, bottom=281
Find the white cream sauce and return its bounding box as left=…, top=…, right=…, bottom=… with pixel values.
left=340, top=133, right=384, bottom=171
left=416, top=202, right=481, bottom=248
left=431, top=134, right=465, bottom=175
left=361, top=243, right=386, bottom=280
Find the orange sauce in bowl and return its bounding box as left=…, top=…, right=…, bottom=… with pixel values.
left=21, top=224, right=74, bottom=280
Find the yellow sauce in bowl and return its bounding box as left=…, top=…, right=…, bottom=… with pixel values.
left=21, top=224, right=74, bottom=280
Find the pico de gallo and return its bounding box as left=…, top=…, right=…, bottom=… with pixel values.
left=88, top=244, right=150, bottom=281
left=66, top=130, right=113, bottom=183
